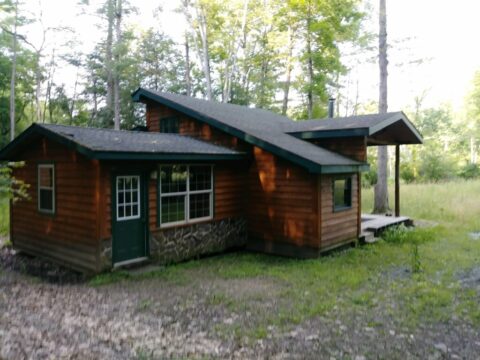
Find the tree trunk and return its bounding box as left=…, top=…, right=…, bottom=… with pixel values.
left=306, top=0, right=314, bottom=119
left=374, top=0, right=390, bottom=214
left=106, top=0, right=114, bottom=118
left=282, top=26, right=294, bottom=116
left=9, top=0, right=18, bottom=141
left=43, top=49, right=56, bottom=123
left=471, top=136, right=477, bottom=164
left=185, top=32, right=191, bottom=96
left=35, top=62, right=42, bottom=123
left=196, top=5, right=213, bottom=100
left=113, top=0, right=122, bottom=130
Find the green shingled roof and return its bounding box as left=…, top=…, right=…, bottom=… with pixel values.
left=0, top=123, right=247, bottom=161
left=132, top=88, right=370, bottom=174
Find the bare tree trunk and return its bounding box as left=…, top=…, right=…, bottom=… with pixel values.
left=106, top=0, right=114, bottom=117
left=9, top=0, right=18, bottom=140
left=43, top=49, right=56, bottom=123
left=113, top=0, right=122, bottom=130
left=306, top=0, right=314, bottom=119
left=69, top=70, right=79, bottom=125
left=471, top=136, right=477, bottom=164
left=282, top=26, right=294, bottom=116
left=197, top=6, right=212, bottom=101
left=35, top=64, right=42, bottom=122
left=185, top=32, right=191, bottom=96
left=374, top=0, right=390, bottom=214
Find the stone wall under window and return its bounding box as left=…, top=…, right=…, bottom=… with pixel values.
left=150, top=217, right=247, bottom=264
left=100, top=217, right=247, bottom=269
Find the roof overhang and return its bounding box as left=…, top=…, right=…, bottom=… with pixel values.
left=0, top=124, right=248, bottom=162
left=132, top=88, right=369, bottom=174
left=289, top=112, right=423, bottom=146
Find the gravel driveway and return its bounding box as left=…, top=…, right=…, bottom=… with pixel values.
left=1, top=248, right=480, bottom=359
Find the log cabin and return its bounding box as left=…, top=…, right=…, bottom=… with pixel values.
left=0, top=88, right=422, bottom=273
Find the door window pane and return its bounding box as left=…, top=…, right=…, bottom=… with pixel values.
left=117, top=175, right=141, bottom=220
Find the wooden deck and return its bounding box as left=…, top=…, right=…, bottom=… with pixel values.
left=360, top=214, right=413, bottom=241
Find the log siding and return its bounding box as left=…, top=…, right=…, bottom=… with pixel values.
left=11, top=138, right=100, bottom=273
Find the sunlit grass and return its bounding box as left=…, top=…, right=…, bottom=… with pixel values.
left=362, top=179, right=480, bottom=230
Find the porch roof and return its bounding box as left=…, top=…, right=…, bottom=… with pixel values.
left=0, top=123, right=247, bottom=161
left=286, top=112, right=423, bottom=145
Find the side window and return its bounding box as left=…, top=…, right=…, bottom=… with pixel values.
left=38, top=164, right=55, bottom=214
left=160, top=116, right=179, bottom=133
left=333, top=176, right=352, bottom=211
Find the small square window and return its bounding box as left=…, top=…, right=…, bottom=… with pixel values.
left=333, top=177, right=352, bottom=211
left=160, top=117, right=179, bottom=133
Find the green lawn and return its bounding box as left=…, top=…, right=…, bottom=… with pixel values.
left=92, top=179, right=480, bottom=339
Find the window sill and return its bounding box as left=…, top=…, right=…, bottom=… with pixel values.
left=333, top=206, right=352, bottom=213
left=157, top=216, right=214, bottom=230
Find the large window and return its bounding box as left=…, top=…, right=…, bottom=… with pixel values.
left=159, top=165, right=213, bottom=226
left=333, top=176, right=352, bottom=211
left=38, top=164, right=55, bottom=214
left=160, top=116, right=179, bottom=133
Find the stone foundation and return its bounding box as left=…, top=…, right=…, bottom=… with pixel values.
left=150, top=217, right=247, bottom=264
left=99, top=217, right=247, bottom=269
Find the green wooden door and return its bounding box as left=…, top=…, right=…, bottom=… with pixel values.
left=112, top=174, right=147, bottom=264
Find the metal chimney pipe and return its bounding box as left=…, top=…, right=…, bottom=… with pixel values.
left=328, top=98, right=335, bottom=118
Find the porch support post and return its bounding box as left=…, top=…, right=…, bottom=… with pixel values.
left=395, top=144, right=400, bottom=217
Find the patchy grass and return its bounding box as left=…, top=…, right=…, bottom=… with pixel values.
left=88, top=180, right=480, bottom=340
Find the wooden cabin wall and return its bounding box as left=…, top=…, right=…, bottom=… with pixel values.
left=146, top=102, right=249, bottom=151
left=311, top=138, right=367, bottom=162
left=11, top=138, right=101, bottom=273
left=247, top=147, right=318, bottom=251
left=319, top=173, right=360, bottom=250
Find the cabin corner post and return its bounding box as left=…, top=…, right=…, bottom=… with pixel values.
left=395, top=145, right=400, bottom=217
left=316, top=175, right=322, bottom=246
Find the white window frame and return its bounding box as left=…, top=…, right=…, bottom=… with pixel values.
left=116, top=175, right=141, bottom=221
left=38, top=164, right=55, bottom=214
left=159, top=164, right=213, bottom=228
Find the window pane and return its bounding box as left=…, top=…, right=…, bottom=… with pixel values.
left=132, top=191, right=138, bottom=203
left=189, top=193, right=211, bottom=219
left=39, top=167, right=53, bottom=188
left=40, top=189, right=53, bottom=211
left=117, top=178, right=124, bottom=191
left=160, top=165, right=187, bottom=193
left=118, top=191, right=124, bottom=205
left=118, top=205, right=125, bottom=218
left=126, top=205, right=132, bottom=217
left=132, top=204, right=138, bottom=216
left=189, top=165, right=212, bottom=191
left=161, top=195, right=185, bottom=224
left=333, top=178, right=352, bottom=209
left=160, top=117, right=179, bottom=133
left=125, top=191, right=131, bottom=204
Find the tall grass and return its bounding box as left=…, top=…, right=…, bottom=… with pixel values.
left=362, top=179, right=480, bottom=229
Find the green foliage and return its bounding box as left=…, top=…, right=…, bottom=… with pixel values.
left=0, top=197, right=9, bottom=235
left=458, top=163, right=480, bottom=179
left=381, top=225, right=435, bottom=245
left=0, top=162, right=29, bottom=202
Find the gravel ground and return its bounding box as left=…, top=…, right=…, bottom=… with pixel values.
left=1, top=247, right=480, bottom=359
